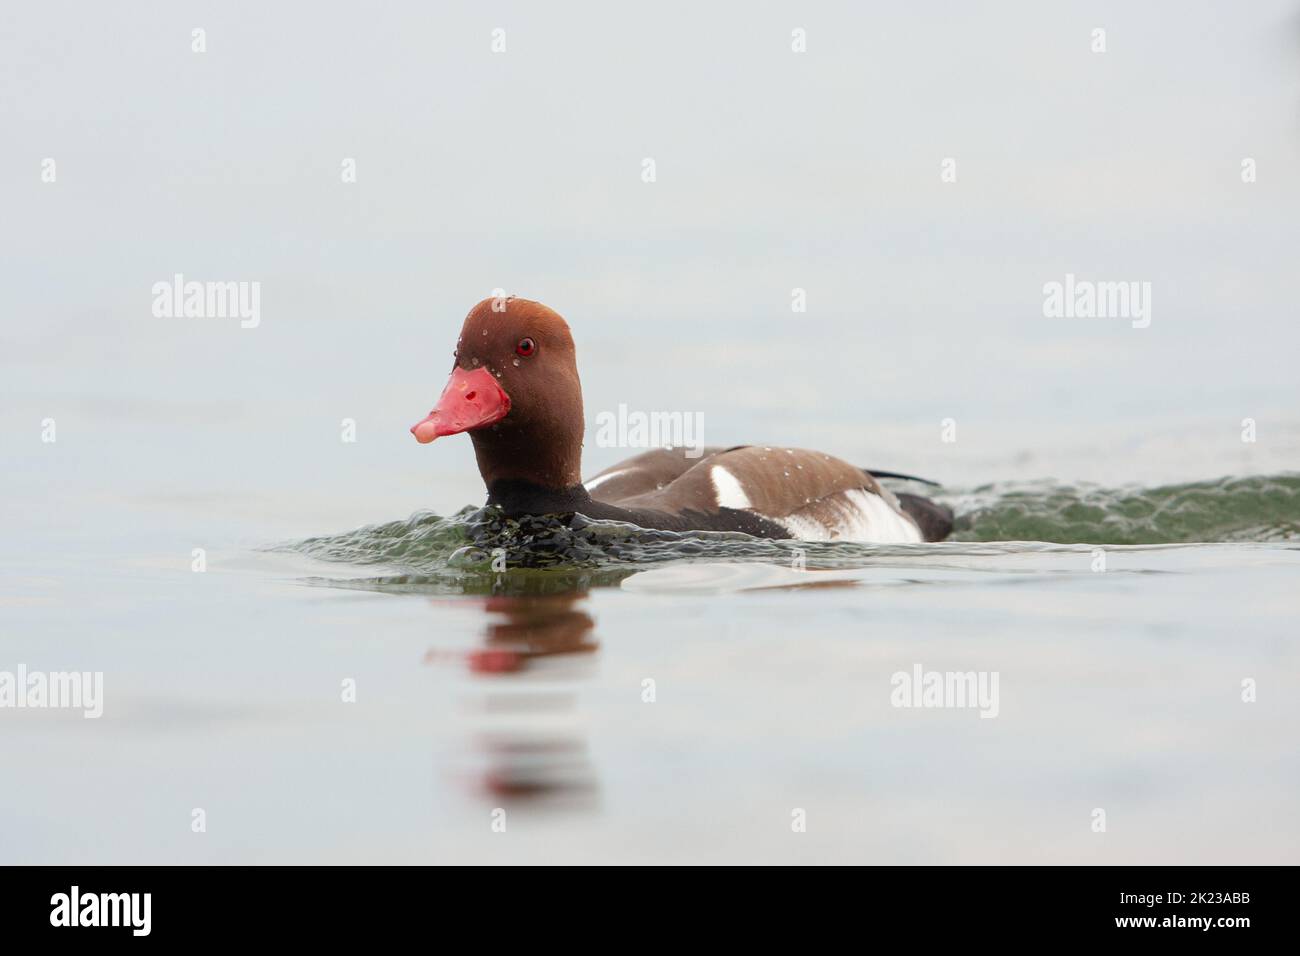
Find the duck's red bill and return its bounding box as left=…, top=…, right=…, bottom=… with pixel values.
left=410, top=366, right=511, bottom=443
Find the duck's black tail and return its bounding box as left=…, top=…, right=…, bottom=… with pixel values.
left=894, top=493, right=954, bottom=542
left=862, top=468, right=940, bottom=487
left=861, top=468, right=953, bottom=541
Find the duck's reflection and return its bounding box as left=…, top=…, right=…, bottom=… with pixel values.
left=468, top=594, right=599, bottom=674
left=427, top=590, right=600, bottom=806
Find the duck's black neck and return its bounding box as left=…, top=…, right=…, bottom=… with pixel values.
left=485, top=479, right=595, bottom=518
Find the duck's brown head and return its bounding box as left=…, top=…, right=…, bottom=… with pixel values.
left=410, top=297, right=585, bottom=490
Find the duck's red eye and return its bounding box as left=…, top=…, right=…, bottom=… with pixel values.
left=515, top=337, right=536, bottom=357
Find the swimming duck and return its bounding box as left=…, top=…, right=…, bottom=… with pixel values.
left=410, top=297, right=952, bottom=542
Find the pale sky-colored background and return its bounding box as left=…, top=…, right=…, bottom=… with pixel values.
left=3, top=0, right=1298, bottom=530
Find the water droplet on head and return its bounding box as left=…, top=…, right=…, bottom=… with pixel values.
left=512, top=358, right=520, bottom=367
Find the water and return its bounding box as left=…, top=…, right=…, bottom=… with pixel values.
left=4, top=464, right=1296, bottom=864
left=286, top=473, right=1300, bottom=584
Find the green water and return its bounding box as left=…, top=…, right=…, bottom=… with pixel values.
left=281, top=473, right=1300, bottom=594
left=952, top=473, right=1300, bottom=545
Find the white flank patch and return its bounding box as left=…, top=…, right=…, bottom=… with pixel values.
left=778, top=489, right=923, bottom=543
left=842, top=488, right=924, bottom=542
left=584, top=469, right=626, bottom=491
left=710, top=466, right=752, bottom=509
left=776, top=512, right=836, bottom=542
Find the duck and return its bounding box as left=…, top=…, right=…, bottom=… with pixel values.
left=410, top=297, right=953, bottom=543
